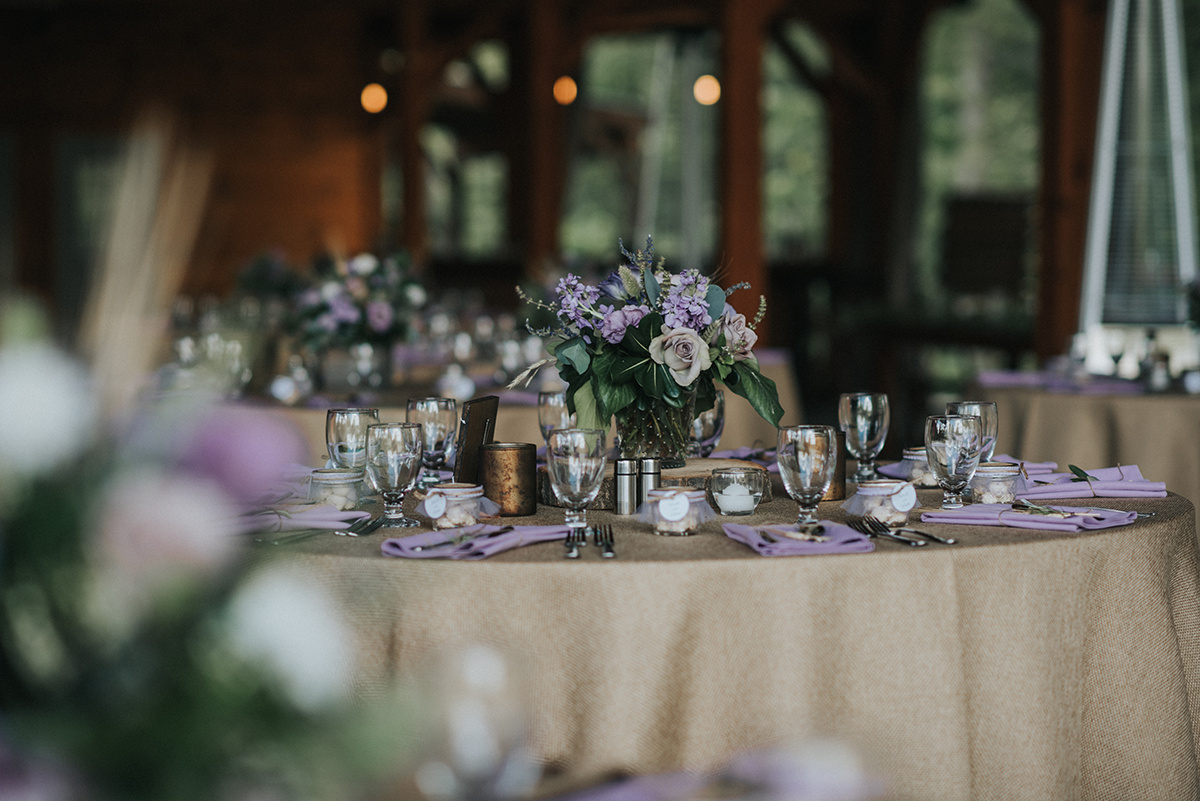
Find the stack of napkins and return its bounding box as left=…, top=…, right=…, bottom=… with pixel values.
left=382, top=524, right=569, bottom=559
left=710, top=447, right=778, bottom=473
left=237, top=504, right=370, bottom=535
left=722, top=522, right=873, bottom=556
left=1016, top=465, right=1166, bottom=499
left=920, top=503, right=1137, bottom=532
left=992, top=454, right=1057, bottom=475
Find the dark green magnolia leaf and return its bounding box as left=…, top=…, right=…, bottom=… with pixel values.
left=635, top=361, right=672, bottom=400
left=595, top=376, right=638, bottom=417
left=621, top=313, right=662, bottom=355
left=611, top=354, right=648, bottom=385
left=728, top=361, right=784, bottom=426
left=570, top=379, right=606, bottom=430
left=591, top=347, right=618, bottom=382
left=694, top=375, right=717, bottom=414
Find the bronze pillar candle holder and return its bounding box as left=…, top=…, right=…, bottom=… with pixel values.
left=480, top=442, right=537, bottom=516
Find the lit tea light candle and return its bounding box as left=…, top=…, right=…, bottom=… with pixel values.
left=715, top=483, right=757, bottom=514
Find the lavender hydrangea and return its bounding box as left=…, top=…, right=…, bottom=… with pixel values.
left=662, top=271, right=712, bottom=331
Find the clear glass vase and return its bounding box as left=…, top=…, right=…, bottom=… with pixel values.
left=614, top=394, right=695, bottom=469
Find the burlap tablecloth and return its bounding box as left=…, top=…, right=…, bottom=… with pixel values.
left=259, top=490, right=1200, bottom=801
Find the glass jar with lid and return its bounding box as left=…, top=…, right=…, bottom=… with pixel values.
left=897, top=447, right=939, bottom=488
left=970, top=462, right=1024, bottom=504
left=309, top=468, right=365, bottom=511
left=639, top=487, right=716, bottom=535
left=841, top=479, right=918, bottom=526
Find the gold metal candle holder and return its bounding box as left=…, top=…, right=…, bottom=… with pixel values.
left=480, top=442, right=537, bottom=516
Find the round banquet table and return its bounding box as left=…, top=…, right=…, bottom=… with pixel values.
left=258, top=488, right=1200, bottom=801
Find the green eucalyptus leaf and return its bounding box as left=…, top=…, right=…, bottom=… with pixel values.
left=644, top=270, right=661, bottom=306
left=727, top=361, right=784, bottom=426
left=1068, top=464, right=1096, bottom=482
left=555, top=337, right=591, bottom=375
left=705, top=284, right=727, bottom=318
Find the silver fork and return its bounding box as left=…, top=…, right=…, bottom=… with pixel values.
left=847, top=517, right=926, bottom=547
left=565, top=527, right=585, bottom=559
left=595, top=525, right=616, bottom=558
left=864, top=515, right=956, bottom=545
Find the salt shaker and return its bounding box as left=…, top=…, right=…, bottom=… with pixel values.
left=615, top=459, right=639, bottom=515
left=639, top=458, right=661, bottom=506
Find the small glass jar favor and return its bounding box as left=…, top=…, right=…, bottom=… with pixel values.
left=308, top=468, right=364, bottom=511
left=416, top=483, right=502, bottom=529
left=841, top=479, right=918, bottom=526
left=970, top=462, right=1024, bottom=504
left=709, top=467, right=766, bottom=515
left=898, top=447, right=940, bottom=488
left=639, top=487, right=716, bottom=536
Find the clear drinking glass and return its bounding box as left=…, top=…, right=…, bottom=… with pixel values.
left=537, top=391, right=574, bottom=445
left=777, top=425, right=837, bottom=525
left=838, top=393, right=889, bottom=483
left=687, top=389, right=725, bottom=457
left=546, top=428, right=607, bottom=536
left=946, top=400, right=999, bottom=462
left=925, top=414, right=984, bottom=510
left=365, top=422, right=424, bottom=527
left=407, top=397, right=458, bottom=487
left=326, top=407, right=379, bottom=468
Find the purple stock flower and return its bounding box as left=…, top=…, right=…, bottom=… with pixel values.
left=314, top=312, right=338, bottom=333
left=556, top=274, right=600, bottom=333
left=599, top=303, right=649, bottom=344
left=329, top=293, right=361, bottom=325
left=366, top=299, right=394, bottom=333
left=662, top=271, right=712, bottom=331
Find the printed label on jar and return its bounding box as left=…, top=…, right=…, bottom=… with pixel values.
left=659, top=494, right=690, bottom=522
left=425, top=494, right=447, bottom=518
left=892, top=483, right=918, bottom=511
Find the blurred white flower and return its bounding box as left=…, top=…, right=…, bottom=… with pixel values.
left=226, top=565, right=354, bottom=712
left=0, top=342, right=97, bottom=478
left=348, top=253, right=379, bottom=276
left=87, top=469, right=241, bottom=637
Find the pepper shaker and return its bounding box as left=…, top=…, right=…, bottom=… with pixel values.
left=615, top=458, right=639, bottom=515
left=639, top=457, right=661, bottom=506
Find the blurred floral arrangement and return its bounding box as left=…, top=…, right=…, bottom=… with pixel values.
left=0, top=297, right=414, bottom=801
left=516, top=237, right=783, bottom=458
left=291, top=252, right=428, bottom=352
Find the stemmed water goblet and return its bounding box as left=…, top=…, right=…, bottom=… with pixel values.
left=776, top=425, right=837, bottom=526
left=537, top=391, right=574, bottom=446
left=546, top=428, right=607, bottom=538
left=945, top=400, right=998, bottom=462
left=365, top=422, right=424, bottom=527
left=838, top=393, right=889, bottom=483
left=925, top=414, right=984, bottom=509
left=326, top=407, right=379, bottom=468
left=407, top=397, right=459, bottom=487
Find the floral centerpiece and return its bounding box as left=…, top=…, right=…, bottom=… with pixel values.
left=517, top=238, right=784, bottom=466
left=291, top=251, right=427, bottom=352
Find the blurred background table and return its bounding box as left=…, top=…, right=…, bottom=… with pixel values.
left=975, top=376, right=1200, bottom=506
left=268, top=491, right=1200, bottom=801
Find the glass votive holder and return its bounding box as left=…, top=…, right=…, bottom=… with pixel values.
left=640, top=487, right=715, bottom=536
left=416, top=483, right=501, bottom=529
left=841, top=479, right=918, bottom=526
left=309, top=468, right=364, bottom=511
left=898, top=446, right=940, bottom=488
left=709, top=467, right=766, bottom=516
left=970, top=462, right=1023, bottom=504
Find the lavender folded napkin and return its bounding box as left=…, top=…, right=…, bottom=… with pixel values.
left=877, top=461, right=905, bottom=479
left=381, top=524, right=570, bottom=560
left=722, top=522, right=873, bottom=556
left=237, top=504, right=370, bottom=535
left=920, top=502, right=1137, bottom=531
left=1016, top=464, right=1167, bottom=499
left=992, top=454, right=1057, bottom=474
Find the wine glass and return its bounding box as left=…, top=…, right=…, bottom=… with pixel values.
left=407, top=397, right=459, bottom=487
left=838, top=393, right=889, bottom=483
left=365, top=422, right=424, bottom=527
left=776, top=425, right=837, bottom=525
left=687, top=390, right=725, bottom=457
left=326, top=407, right=379, bottom=468
left=946, top=400, right=998, bottom=462
left=413, top=644, right=541, bottom=801
left=546, top=428, right=607, bottom=537
left=537, top=391, right=574, bottom=446
left=925, top=414, right=984, bottom=509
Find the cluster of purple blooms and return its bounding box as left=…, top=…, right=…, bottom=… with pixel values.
left=294, top=253, right=424, bottom=349
left=555, top=267, right=717, bottom=347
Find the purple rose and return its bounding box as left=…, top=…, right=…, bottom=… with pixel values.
left=366, top=299, right=394, bottom=333
left=649, top=326, right=713, bottom=386
left=716, top=309, right=758, bottom=361
left=598, top=303, right=649, bottom=344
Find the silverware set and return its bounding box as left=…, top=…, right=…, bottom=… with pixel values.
left=565, top=526, right=616, bottom=558
left=256, top=514, right=382, bottom=546
left=847, top=515, right=957, bottom=546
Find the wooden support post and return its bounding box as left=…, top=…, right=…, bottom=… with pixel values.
left=398, top=0, right=430, bottom=267
left=1034, top=0, right=1107, bottom=360
left=718, top=0, right=779, bottom=332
